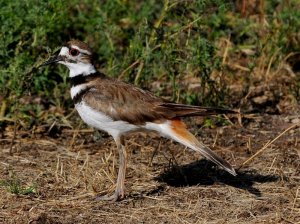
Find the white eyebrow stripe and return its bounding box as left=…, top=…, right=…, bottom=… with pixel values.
left=71, top=45, right=91, bottom=55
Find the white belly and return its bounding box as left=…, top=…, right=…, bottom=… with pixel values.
left=75, top=101, right=139, bottom=139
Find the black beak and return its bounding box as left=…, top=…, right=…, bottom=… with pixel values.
left=41, top=54, right=64, bottom=66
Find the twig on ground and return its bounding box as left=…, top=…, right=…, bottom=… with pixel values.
left=238, top=121, right=300, bottom=170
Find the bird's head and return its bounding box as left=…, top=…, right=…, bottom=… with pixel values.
left=42, top=40, right=96, bottom=77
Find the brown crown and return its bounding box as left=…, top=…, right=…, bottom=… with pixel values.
left=67, top=40, right=92, bottom=54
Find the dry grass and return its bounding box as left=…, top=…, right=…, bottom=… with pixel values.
left=0, top=115, right=299, bottom=223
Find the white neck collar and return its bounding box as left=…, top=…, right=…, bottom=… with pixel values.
left=59, top=61, right=96, bottom=77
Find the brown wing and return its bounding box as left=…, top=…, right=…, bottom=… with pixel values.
left=156, top=102, right=237, bottom=117
left=83, top=78, right=173, bottom=124
left=82, top=77, right=236, bottom=124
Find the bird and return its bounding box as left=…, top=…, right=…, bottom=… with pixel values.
left=42, top=40, right=237, bottom=201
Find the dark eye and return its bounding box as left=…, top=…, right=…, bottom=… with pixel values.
left=69, top=48, right=79, bottom=56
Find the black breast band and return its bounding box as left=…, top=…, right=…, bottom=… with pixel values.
left=69, top=71, right=105, bottom=86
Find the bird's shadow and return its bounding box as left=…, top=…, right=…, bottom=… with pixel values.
left=155, top=159, right=281, bottom=197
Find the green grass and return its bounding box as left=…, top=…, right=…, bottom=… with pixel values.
left=0, top=176, right=36, bottom=196
left=1, top=0, right=300, bottom=128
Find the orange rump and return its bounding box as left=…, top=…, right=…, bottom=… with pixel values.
left=170, top=119, right=195, bottom=142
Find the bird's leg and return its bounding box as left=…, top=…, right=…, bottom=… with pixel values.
left=113, top=136, right=127, bottom=200
left=97, top=136, right=127, bottom=202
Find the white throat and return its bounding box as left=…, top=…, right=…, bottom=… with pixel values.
left=59, top=61, right=96, bottom=77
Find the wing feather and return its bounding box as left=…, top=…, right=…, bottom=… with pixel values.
left=81, top=77, right=236, bottom=124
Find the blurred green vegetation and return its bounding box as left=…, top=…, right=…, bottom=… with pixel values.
left=0, top=0, right=300, bottom=128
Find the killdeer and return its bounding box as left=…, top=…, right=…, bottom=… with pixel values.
left=42, top=40, right=237, bottom=201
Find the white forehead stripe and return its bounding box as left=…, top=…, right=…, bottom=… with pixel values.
left=71, top=45, right=91, bottom=55
left=59, top=46, right=69, bottom=55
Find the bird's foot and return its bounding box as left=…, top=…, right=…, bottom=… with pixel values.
left=96, top=189, right=124, bottom=202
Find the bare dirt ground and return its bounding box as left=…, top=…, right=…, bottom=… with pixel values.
left=0, top=114, right=299, bottom=223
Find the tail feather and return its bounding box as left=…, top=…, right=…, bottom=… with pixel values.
left=168, top=119, right=236, bottom=176
left=190, top=139, right=237, bottom=176
left=159, top=102, right=238, bottom=118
